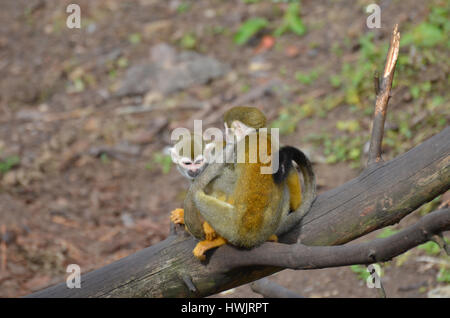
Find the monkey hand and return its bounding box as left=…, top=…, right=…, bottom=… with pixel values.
left=170, top=208, right=185, bottom=225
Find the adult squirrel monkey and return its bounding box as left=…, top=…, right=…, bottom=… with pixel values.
left=183, top=106, right=316, bottom=259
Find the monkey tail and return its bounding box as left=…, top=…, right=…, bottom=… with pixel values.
left=273, top=146, right=316, bottom=236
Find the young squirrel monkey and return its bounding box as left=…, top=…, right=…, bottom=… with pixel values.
left=184, top=106, right=316, bottom=259
left=168, top=132, right=218, bottom=227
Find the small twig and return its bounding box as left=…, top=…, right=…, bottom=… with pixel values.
left=250, top=278, right=303, bottom=298
left=374, top=71, right=380, bottom=96
left=1, top=225, right=6, bottom=272
left=376, top=281, right=387, bottom=298
left=181, top=274, right=197, bottom=293
left=367, top=24, right=400, bottom=166
left=366, top=265, right=387, bottom=298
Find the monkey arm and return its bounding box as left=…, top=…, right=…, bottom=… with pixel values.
left=193, top=190, right=240, bottom=242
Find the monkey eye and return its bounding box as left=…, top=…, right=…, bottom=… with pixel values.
left=194, top=158, right=203, bottom=164
left=182, top=160, right=192, bottom=165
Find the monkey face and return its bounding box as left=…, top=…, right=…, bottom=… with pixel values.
left=176, top=156, right=206, bottom=180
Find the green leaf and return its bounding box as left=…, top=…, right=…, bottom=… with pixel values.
left=286, top=3, right=306, bottom=36
left=437, top=268, right=450, bottom=283
left=350, top=265, right=371, bottom=281
left=0, top=156, right=20, bottom=173
left=274, top=2, right=306, bottom=37
left=402, top=23, right=445, bottom=48
left=234, top=18, right=268, bottom=45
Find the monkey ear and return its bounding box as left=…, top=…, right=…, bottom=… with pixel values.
left=169, top=147, right=180, bottom=164
left=234, top=121, right=255, bottom=141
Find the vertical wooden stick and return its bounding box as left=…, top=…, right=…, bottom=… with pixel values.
left=367, top=24, right=400, bottom=166
left=1, top=225, right=6, bottom=272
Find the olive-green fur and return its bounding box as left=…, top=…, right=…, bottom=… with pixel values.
left=224, top=106, right=266, bottom=129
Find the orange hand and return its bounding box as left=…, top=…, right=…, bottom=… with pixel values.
left=170, top=208, right=184, bottom=225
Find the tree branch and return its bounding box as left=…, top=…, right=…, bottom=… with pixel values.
left=368, top=24, right=400, bottom=165
left=250, top=278, right=303, bottom=298
left=207, top=208, right=450, bottom=270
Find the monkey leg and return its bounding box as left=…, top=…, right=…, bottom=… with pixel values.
left=193, top=237, right=227, bottom=261
left=286, top=170, right=302, bottom=211
left=170, top=208, right=184, bottom=225
left=203, top=221, right=217, bottom=241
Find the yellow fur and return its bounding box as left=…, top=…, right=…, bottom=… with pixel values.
left=231, top=132, right=282, bottom=244
left=286, top=169, right=302, bottom=211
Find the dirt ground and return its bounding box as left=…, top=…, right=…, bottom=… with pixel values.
left=0, top=0, right=448, bottom=298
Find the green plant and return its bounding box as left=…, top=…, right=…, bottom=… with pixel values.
left=402, top=5, right=448, bottom=49
left=176, top=2, right=190, bottom=14
left=273, top=2, right=306, bottom=37
left=350, top=265, right=370, bottom=281
left=180, top=33, right=197, bottom=49
left=295, top=69, right=319, bottom=85
left=336, top=120, right=360, bottom=133
left=0, top=156, right=20, bottom=173
left=306, top=133, right=364, bottom=166
left=128, top=33, right=141, bottom=45
left=146, top=153, right=172, bottom=174
left=418, top=241, right=441, bottom=255
left=100, top=153, right=110, bottom=164
left=270, top=103, right=315, bottom=135
left=437, top=267, right=450, bottom=283
left=233, top=18, right=269, bottom=45
left=329, top=74, right=342, bottom=88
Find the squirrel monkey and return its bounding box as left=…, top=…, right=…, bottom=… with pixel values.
left=184, top=106, right=316, bottom=258
left=168, top=132, right=225, bottom=250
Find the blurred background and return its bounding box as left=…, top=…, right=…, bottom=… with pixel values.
left=0, top=0, right=448, bottom=297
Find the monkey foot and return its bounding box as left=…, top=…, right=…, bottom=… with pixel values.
left=170, top=208, right=185, bottom=225
left=193, top=237, right=227, bottom=261
left=268, top=234, right=278, bottom=242
left=203, top=222, right=217, bottom=241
